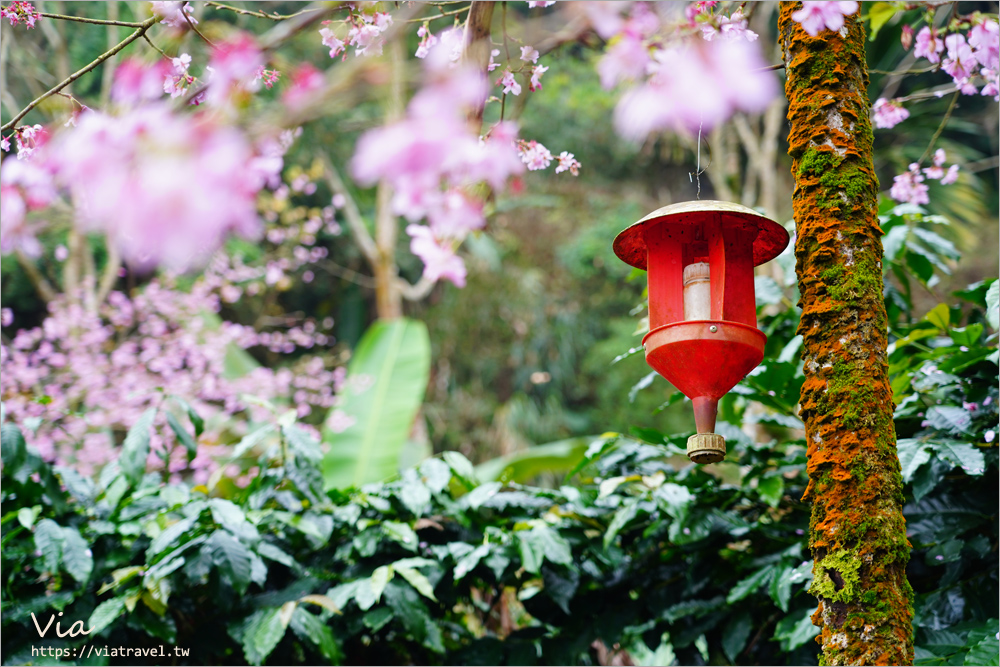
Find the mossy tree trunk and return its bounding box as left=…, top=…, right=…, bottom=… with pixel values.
left=778, top=4, right=913, bottom=665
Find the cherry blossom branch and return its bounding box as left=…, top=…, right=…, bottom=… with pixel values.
left=204, top=2, right=322, bottom=21
left=15, top=250, right=57, bottom=302
left=38, top=12, right=145, bottom=27
left=318, top=260, right=376, bottom=289
left=399, top=276, right=435, bottom=301
left=405, top=6, right=471, bottom=23
left=320, top=155, right=378, bottom=266
left=917, top=90, right=959, bottom=165
left=1, top=15, right=159, bottom=132
left=182, top=7, right=216, bottom=47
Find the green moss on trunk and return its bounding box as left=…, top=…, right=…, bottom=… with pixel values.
left=778, top=3, right=914, bottom=665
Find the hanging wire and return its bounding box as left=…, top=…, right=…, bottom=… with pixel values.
left=688, top=119, right=712, bottom=200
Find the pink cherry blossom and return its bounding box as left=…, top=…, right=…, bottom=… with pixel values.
left=901, top=24, right=913, bottom=50
left=346, top=11, right=392, bottom=57
left=914, top=27, right=945, bottom=64
left=1, top=157, right=55, bottom=256
left=113, top=58, right=171, bottom=106
left=518, top=140, right=553, bottom=170
left=50, top=104, right=268, bottom=271
left=150, top=1, right=196, bottom=29
left=576, top=1, right=631, bottom=40
left=555, top=151, right=581, bottom=176
left=790, top=1, right=858, bottom=37
left=530, top=64, right=549, bottom=91
left=415, top=24, right=438, bottom=59
left=1, top=135, right=9, bottom=152
left=520, top=45, right=540, bottom=64
left=702, top=8, right=758, bottom=42
left=319, top=25, right=345, bottom=58
left=889, top=163, right=929, bottom=205
left=163, top=53, right=195, bottom=98
left=942, top=33, right=978, bottom=83
left=205, top=34, right=265, bottom=108
left=872, top=98, right=909, bottom=129
left=686, top=1, right=718, bottom=24
left=12, top=123, right=45, bottom=160
left=614, top=38, right=778, bottom=140
left=526, top=1, right=556, bottom=8
left=921, top=148, right=948, bottom=179
left=969, top=20, right=999, bottom=70
left=940, top=164, right=960, bottom=185
left=254, top=67, right=281, bottom=89
left=282, top=64, right=325, bottom=109
left=406, top=224, right=467, bottom=286
left=499, top=70, right=522, bottom=96
left=488, top=49, right=501, bottom=72
left=597, top=32, right=650, bottom=89
left=1, top=308, right=12, bottom=327
left=1, top=0, right=38, bottom=28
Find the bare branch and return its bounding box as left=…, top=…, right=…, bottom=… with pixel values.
left=319, top=154, right=379, bottom=266
left=399, top=276, right=435, bottom=301
left=1, top=16, right=159, bottom=133
left=39, top=12, right=144, bottom=27
left=96, top=242, right=121, bottom=306
left=15, top=250, right=57, bottom=302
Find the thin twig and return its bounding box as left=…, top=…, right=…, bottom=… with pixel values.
left=182, top=9, right=216, bottom=47
left=1, top=16, right=158, bottom=132
left=318, top=260, right=376, bottom=289
left=95, top=242, right=121, bottom=305
left=319, top=155, right=379, bottom=266
left=399, top=275, right=435, bottom=301
left=38, top=12, right=144, bottom=27
left=405, top=6, right=471, bottom=23
left=142, top=33, right=169, bottom=58
left=917, top=90, right=958, bottom=165
left=205, top=1, right=322, bottom=21
left=15, top=250, right=57, bottom=302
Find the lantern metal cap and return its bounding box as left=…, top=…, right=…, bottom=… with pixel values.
left=612, top=200, right=790, bottom=271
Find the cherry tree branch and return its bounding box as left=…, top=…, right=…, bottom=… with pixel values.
left=205, top=2, right=322, bottom=21
left=15, top=250, right=57, bottom=302
left=399, top=276, right=435, bottom=301
left=917, top=90, right=959, bottom=165
left=1, top=15, right=159, bottom=132
left=320, top=155, right=379, bottom=267
left=38, top=12, right=145, bottom=27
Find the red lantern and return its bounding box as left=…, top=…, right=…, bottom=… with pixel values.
left=613, top=201, right=790, bottom=464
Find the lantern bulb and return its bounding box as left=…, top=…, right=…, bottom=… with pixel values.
left=682, top=262, right=711, bottom=321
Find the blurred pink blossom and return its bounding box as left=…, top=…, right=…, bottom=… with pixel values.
left=415, top=24, right=438, bottom=59
left=518, top=140, right=553, bottom=170
left=940, top=164, right=960, bottom=185
left=0, top=156, right=56, bottom=256
left=597, top=32, right=649, bottom=89
left=150, top=1, right=196, bottom=29
left=406, top=224, right=467, bottom=286
left=701, top=8, right=758, bottom=42
left=969, top=19, right=999, bottom=69
left=790, top=1, right=858, bottom=37
left=526, top=1, right=556, bottom=8
left=614, top=39, right=778, bottom=140
left=942, top=33, right=977, bottom=82
left=872, top=98, right=909, bottom=129
left=889, top=163, right=929, bottom=205
left=113, top=57, right=172, bottom=105
left=51, top=104, right=267, bottom=271
left=530, top=64, right=549, bottom=91
left=282, top=63, right=325, bottom=109
left=555, top=151, right=581, bottom=176
left=319, top=25, right=345, bottom=58
left=205, top=34, right=265, bottom=108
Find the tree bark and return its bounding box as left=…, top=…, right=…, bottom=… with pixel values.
left=778, top=4, right=913, bottom=665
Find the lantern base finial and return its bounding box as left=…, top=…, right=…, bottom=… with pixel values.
left=687, top=433, right=725, bottom=464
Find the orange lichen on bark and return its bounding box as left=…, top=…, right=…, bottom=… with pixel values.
left=778, top=3, right=913, bottom=666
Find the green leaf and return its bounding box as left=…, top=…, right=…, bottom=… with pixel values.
left=282, top=424, right=322, bottom=462
left=754, top=275, right=784, bottom=306
left=628, top=371, right=657, bottom=403
left=209, top=530, right=253, bottom=595
left=925, top=406, right=972, bottom=435
left=727, top=565, right=776, bottom=604
left=16, top=505, right=41, bottom=529
left=322, top=318, right=431, bottom=490
left=223, top=342, right=262, bottom=380
left=925, top=303, right=951, bottom=330
left=722, top=612, right=753, bottom=662
left=986, top=280, right=999, bottom=330
left=454, top=544, right=490, bottom=582
left=1, top=423, right=27, bottom=479
left=927, top=439, right=986, bottom=475
left=383, top=521, right=419, bottom=551
left=171, top=395, right=205, bottom=437
left=443, top=450, right=478, bottom=488
left=239, top=607, right=289, bottom=666
left=88, top=597, right=126, bottom=635
left=965, top=626, right=1000, bottom=666
left=866, top=1, right=900, bottom=40
left=882, top=224, right=908, bottom=262
left=475, top=437, right=590, bottom=484
left=60, top=525, right=93, bottom=583
left=166, top=412, right=197, bottom=460
left=518, top=525, right=572, bottom=574
left=34, top=519, right=63, bottom=573
left=769, top=564, right=794, bottom=612
left=147, top=515, right=199, bottom=557
left=773, top=607, right=820, bottom=652
left=395, top=565, right=438, bottom=602
left=120, top=408, right=156, bottom=485
left=897, top=439, right=934, bottom=482
left=604, top=496, right=641, bottom=549
left=757, top=476, right=784, bottom=508
left=290, top=606, right=342, bottom=663
left=370, top=565, right=393, bottom=602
